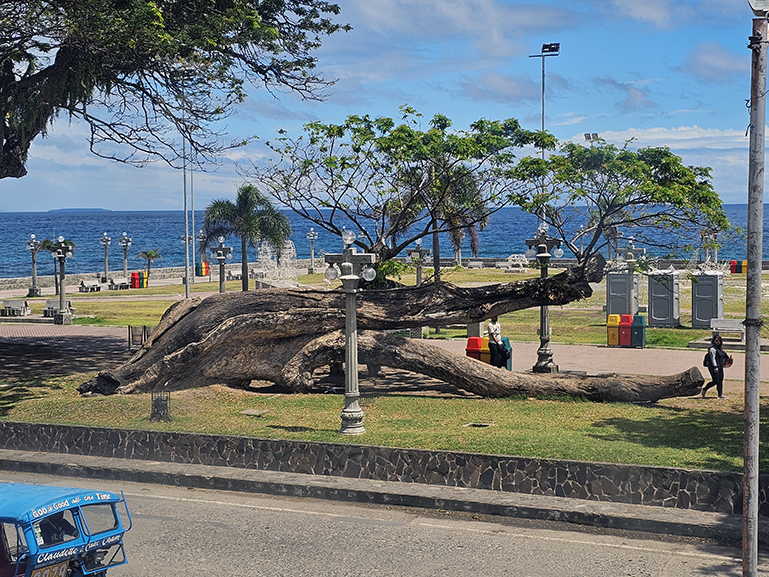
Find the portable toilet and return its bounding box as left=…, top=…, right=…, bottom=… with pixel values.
left=692, top=271, right=724, bottom=329
left=647, top=270, right=680, bottom=328
left=606, top=272, right=639, bottom=318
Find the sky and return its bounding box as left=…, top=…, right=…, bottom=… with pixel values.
left=0, top=0, right=761, bottom=211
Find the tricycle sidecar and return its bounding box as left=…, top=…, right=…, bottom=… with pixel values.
left=0, top=483, right=131, bottom=577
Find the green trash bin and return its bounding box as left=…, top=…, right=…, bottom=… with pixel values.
left=631, top=315, right=646, bottom=348
left=502, top=336, right=512, bottom=371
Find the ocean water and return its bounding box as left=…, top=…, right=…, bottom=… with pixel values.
left=0, top=205, right=758, bottom=279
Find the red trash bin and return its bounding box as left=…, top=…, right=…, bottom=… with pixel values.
left=730, top=260, right=737, bottom=274
left=465, top=337, right=482, bottom=360
left=619, top=314, right=633, bottom=347
left=130, top=271, right=140, bottom=288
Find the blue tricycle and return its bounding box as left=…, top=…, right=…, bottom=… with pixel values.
left=0, top=483, right=131, bottom=577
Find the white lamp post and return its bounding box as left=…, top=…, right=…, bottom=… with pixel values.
left=211, top=237, right=233, bottom=294
left=306, top=228, right=319, bottom=274
left=324, top=229, right=377, bottom=435
left=118, top=233, right=132, bottom=279
left=26, top=234, right=42, bottom=297
left=100, top=232, right=111, bottom=282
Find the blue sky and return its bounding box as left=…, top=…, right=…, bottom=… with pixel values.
left=1, top=0, right=759, bottom=211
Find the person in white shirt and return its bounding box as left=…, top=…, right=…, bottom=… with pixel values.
left=486, top=316, right=507, bottom=368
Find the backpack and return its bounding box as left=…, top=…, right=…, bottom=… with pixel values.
left=703, top=352, right=711, bottom=368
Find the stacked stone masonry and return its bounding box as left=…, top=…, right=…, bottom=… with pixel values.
left=1, top=421, right=766, bottom=516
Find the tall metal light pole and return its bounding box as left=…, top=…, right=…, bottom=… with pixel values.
left=211, top=237, right=233, bottom=294
left=530, top=42, right=560, bottom=159
left=324, top=229, right=377, bottom=435
left=118, top=233, right=132, bottom=279
left=100, top=232, right=111, bottom=282
left=525, top=223, right=563, bottom=373
left=306, top=228, right=318, bottom=274
left=26, top=234, right=42, bottom=297
left=743, top=4, right=767, bottom=575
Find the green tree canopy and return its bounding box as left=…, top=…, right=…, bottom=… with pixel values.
left=251, top=107, right=552, bottom=263
left=203, top=183, right=292, bottom=291
left=0, top=0, right=349, bottom=178
left=507, top=140, right=732, bottom=265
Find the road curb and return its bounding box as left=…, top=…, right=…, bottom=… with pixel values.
left=2, top=449, right=764, bottom=547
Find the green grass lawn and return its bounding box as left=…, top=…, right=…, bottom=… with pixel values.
left=1, top=373, right=763, bottom=473
left=4, top=267, right=767, bottom=474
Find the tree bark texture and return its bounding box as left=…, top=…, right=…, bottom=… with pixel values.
left=79, top=256, right=705, bottom=401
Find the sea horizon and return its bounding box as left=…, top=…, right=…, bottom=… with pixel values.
left=0, top=204, right=759, bottom=280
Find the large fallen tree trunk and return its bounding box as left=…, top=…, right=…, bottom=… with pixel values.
left=78, top=255, right=705, bottom=401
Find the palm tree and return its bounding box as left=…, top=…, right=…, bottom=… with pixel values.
left=397, top=159, right=489, bottom=282
left=136, top=249, right=162, bottom=281
left=203, top=184, right=292, bottom=291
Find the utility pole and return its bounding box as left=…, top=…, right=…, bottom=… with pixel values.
left=743, top=7, right=767, bottom=576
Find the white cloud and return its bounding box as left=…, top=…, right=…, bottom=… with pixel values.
left=578, top=125, right=747, bottom=150
left=567, top=125, right=751, bottom=203
left=678, top=43, right=749, bottom=84
left=459, top=71, right=540, bottom=104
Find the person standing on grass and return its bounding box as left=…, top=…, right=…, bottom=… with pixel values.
left=702, top=333, right=729, bottom=399
left=486, top=316, right=507, bottom=368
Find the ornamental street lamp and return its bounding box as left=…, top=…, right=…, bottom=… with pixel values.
left=117, top=232, right=132, bottom=279
left=409, top=238, right=431, bottom=287
left=26, top=234, right=42, bottom=297
left=51, top=236, right=74, bottom=324
left=306, top=228, right=319, bottom=274
left=617, top=238, right=645, bottom=317
left=525, top=223, right=564, bottom=373
left=324, top=229, right=377, bottom=435
left=100, top=232, right=111, bottom=282
left=211, top=237, right=233, bottom=293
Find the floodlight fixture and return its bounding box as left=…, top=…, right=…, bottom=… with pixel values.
left=541, top=42, right=560, bottom=55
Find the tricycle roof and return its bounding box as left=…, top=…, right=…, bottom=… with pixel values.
left=0, top=483, right=122, bottom=523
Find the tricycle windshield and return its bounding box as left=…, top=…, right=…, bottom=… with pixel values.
left=33, top=510, right=79, bottom=549
left=79, top=504, right=118, bottom=536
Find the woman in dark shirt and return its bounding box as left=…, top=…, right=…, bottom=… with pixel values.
left=702, top=334, right=729, bottom=399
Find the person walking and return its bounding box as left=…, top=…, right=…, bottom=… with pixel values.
left=486, top=316, right=507, bottom=368
left=702, top=333, right=730, bottom=399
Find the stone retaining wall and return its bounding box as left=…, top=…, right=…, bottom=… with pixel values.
left=0, top=261, right=312, bottom=291
left=1, top=421, right=765, bottom=515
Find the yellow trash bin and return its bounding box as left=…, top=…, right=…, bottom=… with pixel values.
left=607, top=314, right=621, bottom=347
left=480, top=337, right=491, bottom=364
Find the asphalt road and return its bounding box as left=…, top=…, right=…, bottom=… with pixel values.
left=3, top=470, right=766, bottom=577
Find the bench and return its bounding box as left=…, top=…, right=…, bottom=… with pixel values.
left=1, top=300, right=31, bottom=317
left=108, top=277, right=130, bottom=290
left=710, top=318, right=745, bottom=342
left=226, top=271, right=242, bottom=281
left=43, top=299, right=74, bottom=318
left=79, top=280, right=101, bottom=292
left=468, top=261, right=484, bottom=269
left=495, top=254, right=529, bottom=273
